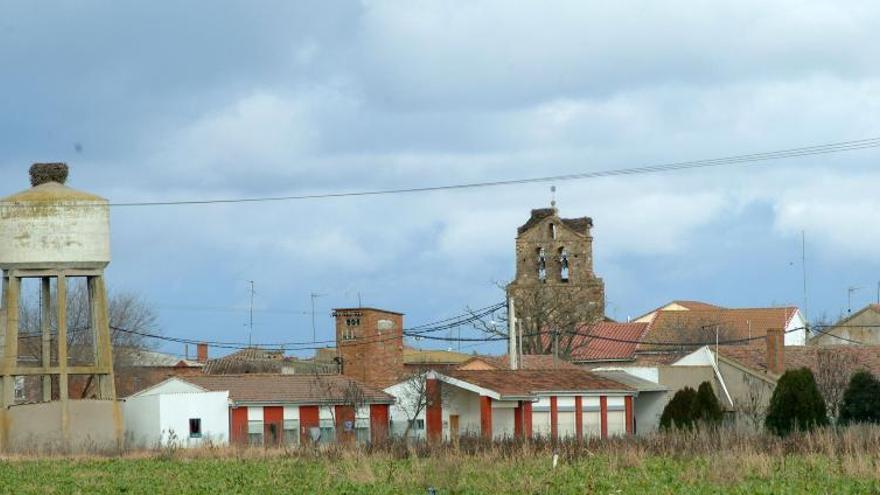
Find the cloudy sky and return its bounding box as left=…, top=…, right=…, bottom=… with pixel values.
left=2, top=1, right=879, bottom=358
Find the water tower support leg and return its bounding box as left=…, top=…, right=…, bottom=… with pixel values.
left=41, top=277, right=51, bottom=401
left=57, top=272, right=70, bottom=450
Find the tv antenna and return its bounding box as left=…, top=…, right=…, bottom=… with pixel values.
left=847, top=286, right=862, bottom=313
left=310, top=292, right=326, bottom=343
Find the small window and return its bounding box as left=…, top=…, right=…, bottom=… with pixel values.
left=319, top=418, right=336, bottom=444
left=284, top=419, right=300, bottom=445
left=550, top=223, right=557, bottom=239
left=248, top=420, right=264, bottom=446
left=189, top=418, right=202, bottom=438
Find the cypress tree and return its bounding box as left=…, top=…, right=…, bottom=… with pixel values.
left=691, top=381, right=724, bottom=425
left=839, top=370, right=880, bottom=426
left=765, top=367, right=828, bottom=436
left=660, top=386, right=698, bottom=430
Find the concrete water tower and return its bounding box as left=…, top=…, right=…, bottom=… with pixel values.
left=0, top=163, right=121, bottom=452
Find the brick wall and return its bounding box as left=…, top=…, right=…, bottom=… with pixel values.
left=334, top=308, right=404, bottom=388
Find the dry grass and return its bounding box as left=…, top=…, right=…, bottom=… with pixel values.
left=2, top=427, right=880, bottom=493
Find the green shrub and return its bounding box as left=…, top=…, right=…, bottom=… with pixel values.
left=660, top=386, right=697, bottom=430
left=765, top=368, right=828, bottom=436
left=660, top=382, right=723, bottom=430
left=839, top=370, right=880, bottom=426
left=692, top=381, right=724, bottom=425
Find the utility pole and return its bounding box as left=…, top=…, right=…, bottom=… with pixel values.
left=801, top=230, right=809, bottom=323
left=248, top=280, right=255, bottom=346
left=310, top=292, right=325, bottom=343
left=508, top=297, right=518, bottom=370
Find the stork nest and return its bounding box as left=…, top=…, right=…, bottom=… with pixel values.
left=29, top=163, right=69, bottom=186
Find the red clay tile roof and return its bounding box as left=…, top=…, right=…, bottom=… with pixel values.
left=634, top=300, right=724, bottom=321
left=721, top=346, right=880, bottom=377
left=638, top=307, right=798, bottom=351
left=185, top=374, right=394, bottom=405
left=446, top=369, right=632, bottom=398
left=458, top=355, right=581, bottom=370
left=566, top=322, right=651, bottom=362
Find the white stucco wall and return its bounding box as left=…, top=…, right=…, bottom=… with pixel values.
left=785, top=311, right=806, bottom=346
left=123, top=395, right=160, bottom=448
left=158, top=391, right=229, bottom=446
left=124, top=390, right=229, bottom=448
left=442, top=385, right=482, bottom=437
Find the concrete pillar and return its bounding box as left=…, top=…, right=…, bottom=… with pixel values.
left=369, top=404, right=389, bottom=443
left=89, top=276, right=115, bottom=399
left=480, top=396, right=493, bottom=440
left=523, top=401, right=533, bottom=438
left=599, top=395, right=608, bottom=439
left=575, top=396, right=583, bottom=439
left=40, top=277, right=51, bottom=402
left=425, top=378, right=443, bottom=442
left=2, top=271, right=20, bottom=409
left=550, top=396, right=558, bottom=441
left=57, top=272, right=70, bottom=450
left=625, top=396, right=634, bottom=435
left=514, top=402, right=523, bottom=438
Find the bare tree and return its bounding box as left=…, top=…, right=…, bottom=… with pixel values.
left=473, top=283, right=603, bottom=358
left=16, top=283, right=160, bottom=398
left=735, top=374, right=773, bottom=432
left=644, top=312, right=737, bottom=353
left=814, top=348, right=858, bottom=422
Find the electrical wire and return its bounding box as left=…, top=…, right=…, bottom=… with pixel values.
left=2, top=137, right=876, bottom=208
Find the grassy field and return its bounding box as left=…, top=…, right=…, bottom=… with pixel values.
left=2, top=428, right=880, bottom=494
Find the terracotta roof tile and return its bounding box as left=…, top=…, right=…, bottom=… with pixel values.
left=185, top=374, right=394, bottom=405
left=446, top=369, right=632, bottom=398
left=639, top=307, right=797, bottom=351
left=721, top=345, right=880, bottom=377
left=458, top=355, right=581, bottom=370
left=568, top=322, right=650, bottom=362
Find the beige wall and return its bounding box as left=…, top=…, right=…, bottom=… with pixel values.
left=812, top=310, right=880, bottom=346
left=4, top=400, right=121, bottom=453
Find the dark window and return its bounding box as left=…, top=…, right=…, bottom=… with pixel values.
left=189, top=418, right=202, bottom=438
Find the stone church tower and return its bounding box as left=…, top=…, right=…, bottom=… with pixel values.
left=507, top=206, right=605, bottom=318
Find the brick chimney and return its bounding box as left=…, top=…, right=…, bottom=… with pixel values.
left=197, top=343, right=209, bottom=363
left=766, top=328, right=784, bottom=375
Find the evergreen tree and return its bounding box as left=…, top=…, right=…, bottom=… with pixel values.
left=839, top=370, right=880, bottom=426
left=765, top=368, right=828, bottom=436
left=660, top=386, right=698, bottom=430
left=691, top=381, right=724, bottom=425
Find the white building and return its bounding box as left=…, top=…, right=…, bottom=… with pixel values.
left=385, top=369, right=637, bottom=441
left=123, top=378, right=230, bottom=448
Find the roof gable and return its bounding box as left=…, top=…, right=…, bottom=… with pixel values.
left=126, top=377, right=208, bottom=398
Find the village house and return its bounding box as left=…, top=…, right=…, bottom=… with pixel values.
left=810, top=304, right=880, bottom=346
left=385, top=369, right=637, bottom=440
left=123, top=374, right=394, bottom=448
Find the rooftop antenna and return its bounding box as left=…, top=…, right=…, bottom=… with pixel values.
left=847, top=286, right=862, bottom=314
left=248, top=280, right=255, bottom=346
left=310, top=292, right=326, bottom=343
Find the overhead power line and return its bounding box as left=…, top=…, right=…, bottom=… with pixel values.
left=3, top=137, right=869, bottom=208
